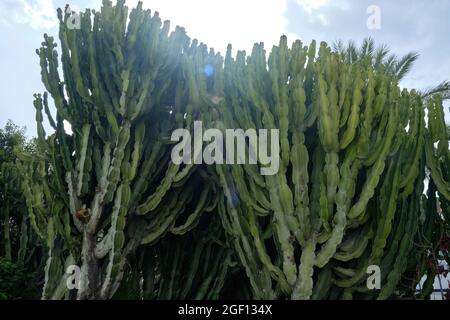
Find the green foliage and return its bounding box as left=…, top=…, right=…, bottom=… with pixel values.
left=9, top=0, right=449, bottom=300
left=0, top=121, right=44, bottom=300
left=0, top=120, right=41, bottom=268
left=0, top=120, right=27, bottom=163
left=0, top=258, right=40, bottom=300
left=333, top=37, right=450, bottom=101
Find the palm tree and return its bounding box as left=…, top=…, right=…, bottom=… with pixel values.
left=420, top=81, right=450, bottom=101
left=332, top=37, right=450, bottom=101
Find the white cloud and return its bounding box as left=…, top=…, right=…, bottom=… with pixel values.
left=0, top=0, right=58, bottom=30
left=0, top=17, right=13, bottom=28
left=0, top=0, right=298, bottom=52
left=316, top=13, right=329, bottom=26
left=296, top=0, right=330, bottom=13
left=122, top=0, right=297, bottom=55
left=296, top=0, right=350, bottom=27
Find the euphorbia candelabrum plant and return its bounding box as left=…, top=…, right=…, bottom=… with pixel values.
left=18, top=0, right=449, bottom=299
left=22, top=1, right=226, bottom=299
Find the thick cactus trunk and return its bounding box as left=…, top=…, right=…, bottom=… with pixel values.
left=77, top=231, right=101, bottom=299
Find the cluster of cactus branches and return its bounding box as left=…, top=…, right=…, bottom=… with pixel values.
left=18, top=0, right=449, bottom=299
left=25, top=0, right=226, bottom=299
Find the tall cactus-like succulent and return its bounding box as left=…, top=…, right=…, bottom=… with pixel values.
left=200, top=37, right=449, bottom=299
left=139, top=215, right=232, bottom=300
left=18, top=0, right=449, bottom=300
left=16, top=149, right=77, bottom=299
left=25, top=0, right=220, bottom=299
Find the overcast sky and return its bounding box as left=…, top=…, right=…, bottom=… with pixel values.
left=0, top=0, right=449, bottom=136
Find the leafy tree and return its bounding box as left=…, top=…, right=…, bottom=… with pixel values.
left=0, top=121, right=43, bottom=299
left=0, top=258, right=39, bottom=300
left=0, top=120, right=28, bottom=262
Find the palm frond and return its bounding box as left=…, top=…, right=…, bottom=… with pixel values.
left=420, top=80, right=450, bottom=101
left=329, top=39, right=448, bottom=101
left=333, top=40, right=346, bottom=60
left=359, top=37, right=375, bottom=58
left=384, top=54, right=398, bottom=76
left=346, top=40, right=358, bottom=64
left=373, top=44, right=390, bottom=69
left=394, top=52, right=419, bottom=81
